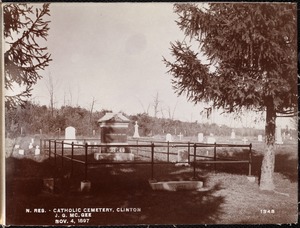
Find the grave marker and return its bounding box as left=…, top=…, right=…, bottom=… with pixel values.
left=178, top=132, right=183, bottom=141
left=65, top=126, right=76, bottom=147
left=176, top=149, right=189, bottom=166
left=166, top=133, right=173, bottom=142
left=29, top=143, right=33, bottom=150
left=35, top=146, right=40, bottom=155
left=198, top=133, right=204, bottom=142
left=242, top=137, right=248, bottom=144
left=258, top=135, right=263, bottom=142
left=231, top=130, right=236, bottom=139
left=133, top=121, right=140, bottom=138
left=19, top=149, right=24, bottom=155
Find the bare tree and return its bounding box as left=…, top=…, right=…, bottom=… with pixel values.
left=45, top=73, right=59, bottom=117
left=152, top=92, right=161, bottom=118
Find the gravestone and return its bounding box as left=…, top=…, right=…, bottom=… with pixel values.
left=65, top=126, right=76, bottom=147
left=258, top=135, right=263, bottom=142
left=29, top=143, right=33, bottom=150
left=31, top=138, right=34, bottom=144
left=231, top=130, right=236, bottom=139
left=133, top=121, right=140, bottom=138
left=166, top=133, right=173, bottom=142
left=35, top=145, right=40, bottom=155
left=15, top=145, right=20, bottom=149
left=93, top=130, right=96, bottom=136
left=198, top=133, right=204, bottom=142
left=242, top=137, right=248, bottom=144
left=178, top=132, right=183, bottom=141
left=19, top=149, right=24, bottom=155
left=275, top=127, right=283, bottom=144
left=175, top=149, right=189, bottom=166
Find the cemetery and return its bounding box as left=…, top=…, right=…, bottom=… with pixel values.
left=5, top=116, right=297, bottom=225
left=4, top=110, right=297, bottom=225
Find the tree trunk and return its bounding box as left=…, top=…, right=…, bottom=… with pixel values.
left=260, top=98, right=276, bottom=191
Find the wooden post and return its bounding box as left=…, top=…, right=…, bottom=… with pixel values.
left=151, top=143, right=154, bottom=180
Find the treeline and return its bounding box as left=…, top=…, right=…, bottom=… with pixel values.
left=5, top=102, right=266, bottom=139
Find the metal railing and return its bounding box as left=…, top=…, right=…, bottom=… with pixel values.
left=42, top=139, right=252, bottom=181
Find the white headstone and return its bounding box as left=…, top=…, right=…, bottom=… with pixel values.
left=178, top=132, right=183, bottom=141
left=231, top=130, right=235, bottom=139
left=275, top=127, right=283, bottom=144
left=29, top=143, right=33, bottom=149
left=93, top=130, right=96, bottom=136
left=176, top=149, right=189, bottom=166
left=133, top=121, right=140, bottom=138
left=282, top=132, right=286, bottom=140
left=35, top=146, right=40, bottom=155
left=198, top=133, right=204, bottom=142
left=15, top=145, right=20, bottom=149
left=18, top=149, right=24, bottom=155
left=258, top=135, right=263, bottom=142
left=31, top=138, right=34, bottom=144
left=207, top=136, right=216, bottom=144
left=166, top=133, right=173, bottom=142
left=65, top=126, right=76, bottom=147
left=242, top=137, right=248, bottom=144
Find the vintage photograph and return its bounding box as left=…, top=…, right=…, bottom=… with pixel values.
left=3, top=2, right=298, bottom=226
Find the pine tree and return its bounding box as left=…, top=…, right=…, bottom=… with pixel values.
left=4, top=3, right=52, bottom=109
left=164, top=3, right=297, bottom=191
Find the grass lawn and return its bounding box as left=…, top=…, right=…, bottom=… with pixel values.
left=5, top=136, right=298, bottom=225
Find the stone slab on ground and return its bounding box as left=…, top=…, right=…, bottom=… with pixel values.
left=149, top=180, right=203, bottom=191
left=94, top=152, right=134, bottom=161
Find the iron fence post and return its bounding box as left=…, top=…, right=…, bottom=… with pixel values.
left=193, top=143, right=196, bottom=180
left=40, top=139, right=42, bottom=154
left=167, top=141, right=170, bottom=162
left=49, top=140, right=51, bottom=160
left=151, top=142, right=154, bottom=180
left=61, top=140, right=64, bottom=168
left=249, top=143, right=252, bottom=176
left=85, top=143, right=88, bottom=181
left=214, top=142, right=217, bottom=172
left=54, top=140, right=57, bottom=166
left=188, top=142, right=190, bottom=164
left=71, top=142, right=74, bottom=177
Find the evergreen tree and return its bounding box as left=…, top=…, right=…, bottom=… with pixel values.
left=164, top=3, right=297, bottom=190
left=4, top=3, right=52, bottom=109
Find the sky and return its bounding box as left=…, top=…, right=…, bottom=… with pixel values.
left=6, top=3, right=295, bottom=129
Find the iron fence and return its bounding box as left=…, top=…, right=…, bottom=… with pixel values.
left=42, top=139, right=252, bottom=181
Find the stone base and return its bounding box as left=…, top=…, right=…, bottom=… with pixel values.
left=94, top=152, right=134, bottom=161
left=175, top=162, right=190, bottom=167
left=80, top=181, right=91, bottom=192
left=247, top=176, right=256, bottom=182
left=149, top=180, right=203, bottom=191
